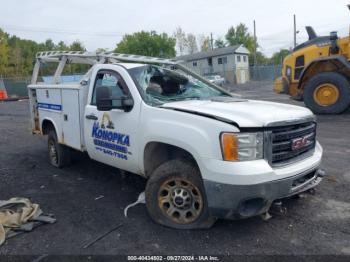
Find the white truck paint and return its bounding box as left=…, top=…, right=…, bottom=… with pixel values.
left=28, top=52, right=325, bottom=228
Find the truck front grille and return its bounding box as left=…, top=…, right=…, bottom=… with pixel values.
left=270, top=122, right=316, bottom=165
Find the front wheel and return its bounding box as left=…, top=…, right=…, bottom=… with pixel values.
left=145, top=159, right=215, bottom=229
left=303, top=72, right=350, bottom=114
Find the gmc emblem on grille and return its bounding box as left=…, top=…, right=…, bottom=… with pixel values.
left=291, top=135, right=312, bottom=151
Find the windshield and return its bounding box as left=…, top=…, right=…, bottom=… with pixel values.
left=128, top=65, right=229, bottom=105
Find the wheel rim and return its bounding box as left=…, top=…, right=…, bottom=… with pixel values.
left=313, top=83, right=339, bottom=106
left=48, top=140, right=58, bottom=165
left=158, top=178, right=203, bottom=224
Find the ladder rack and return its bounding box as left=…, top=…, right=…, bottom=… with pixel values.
left=35, top=51, right=181, bottom=66
left=31, top=50, right=232, bottom=97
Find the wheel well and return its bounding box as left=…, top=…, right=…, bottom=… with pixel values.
left=42, top=119, right=55, bottom=135
left=143, top=142, right=198, bottom=177
left=300, top=59, right=350, bottom=89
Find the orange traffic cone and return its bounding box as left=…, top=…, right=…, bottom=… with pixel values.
left=0, top=89, right=8, bottom=100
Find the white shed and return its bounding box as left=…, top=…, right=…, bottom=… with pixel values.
left=176, top=45, right=250, bottom=84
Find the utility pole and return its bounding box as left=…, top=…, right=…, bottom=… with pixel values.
left=293, top=14, right=297, bottom=48
left=253, top=20, right=257, bottom=66
left=210, top=33, right=214, bottom=50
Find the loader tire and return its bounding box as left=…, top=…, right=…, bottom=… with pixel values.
left=48, top=130, right=71, bottom=168
left=303, top=72, right=350, bottom=114
left=145, top=159, right=216, bottom=229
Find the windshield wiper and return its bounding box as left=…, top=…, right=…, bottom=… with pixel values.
left=166, top=96, right=201, bottom=102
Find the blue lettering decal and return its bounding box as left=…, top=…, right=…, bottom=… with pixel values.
left=91, top=120, right=131, bottom=160
left=38, top=103, right=62, bottom=111
left=123, top=136, right=130, bottom=147
left=92, top=122, right=99, bottom=137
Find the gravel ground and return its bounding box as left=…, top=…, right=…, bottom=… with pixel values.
left=0, top=81, right=349, bottom=259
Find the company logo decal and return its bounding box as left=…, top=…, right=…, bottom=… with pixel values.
left=291, top=134, right=313, bottom=151
left=92, top=113, right=130, bottom=160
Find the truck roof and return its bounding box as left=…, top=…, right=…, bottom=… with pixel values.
left=116, top=63, right=147, bottom=69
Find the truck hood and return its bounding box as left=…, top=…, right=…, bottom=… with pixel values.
left=161, top=99, right=314, bottom=128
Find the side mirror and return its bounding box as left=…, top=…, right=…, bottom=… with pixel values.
left=96, top=86, right=113, bottom=111
left=96, top=86, right=134, bottom=112
left=121, top=96, right=134, bottom=112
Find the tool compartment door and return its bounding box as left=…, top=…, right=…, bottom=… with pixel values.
left=62, top=89, right=81, bottom=150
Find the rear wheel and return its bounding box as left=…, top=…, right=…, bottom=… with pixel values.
left=303, top=72, right=350, bottom=114
left=145, top=159, right=215, bottom=229
left=48, top=130, right=71, bottom=168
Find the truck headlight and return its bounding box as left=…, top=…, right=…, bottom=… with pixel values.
left=220, top=132, right=264, bottom=161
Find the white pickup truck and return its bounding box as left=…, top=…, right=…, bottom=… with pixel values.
left=28, top=51, right=325, bottom=229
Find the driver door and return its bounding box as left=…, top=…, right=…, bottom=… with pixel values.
left=84, top=69, right=140, bottom=174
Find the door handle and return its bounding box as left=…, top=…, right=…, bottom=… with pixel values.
left=85, top=114, right=98, bottom=120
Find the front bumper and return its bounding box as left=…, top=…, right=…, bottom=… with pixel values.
left=199, top=141, right=324, bottom=219
left=204, top=168, right=326, bottom=219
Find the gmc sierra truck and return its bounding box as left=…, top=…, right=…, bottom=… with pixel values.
left=28, top=51, right=325, bottom=229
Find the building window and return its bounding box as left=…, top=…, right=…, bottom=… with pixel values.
left=193, top=61, right=197, bottom=67
left=237, top=55, right=241, bottom=62
left=207, top=57, right=213, bottom=66
left=218, top=57, right=227, bottom=65
left=243, top=55, right=247, bottom=62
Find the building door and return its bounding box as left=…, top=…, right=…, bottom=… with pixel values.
left=240, top=70, right=246, bottom=83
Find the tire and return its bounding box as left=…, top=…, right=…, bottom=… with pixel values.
left=48, top=130, right=71, bottom=168
left=303, top=72, right=350, bottom=114
left=145, top=159, right=216, bottom=229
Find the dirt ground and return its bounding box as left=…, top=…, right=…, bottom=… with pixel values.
left=0, top=81, right=349, bottom=259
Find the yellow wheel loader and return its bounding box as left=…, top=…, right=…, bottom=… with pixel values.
left=274, top=24, right=350, bottom=114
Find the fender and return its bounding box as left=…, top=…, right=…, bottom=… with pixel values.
left=138, top=109, right=238, bottom=177
left=298, top=55, right=350, bottom=88
left=41, top=117, right=61, bottom=143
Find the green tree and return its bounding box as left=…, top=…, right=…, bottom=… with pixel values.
left=256, top=51, right=270, bottom=65
left=270, top=49, right=290, bottom=65
left=225, top=23, right=268, bottom=65
left=57, top=41, right=68, bottom=51
left=69, top=40, right=86, bottom=51
left=45, top=39, right=55, bottom=50
left=214, top=38, right=226, bottom=48
left=0, top=29, right=9, bottom=76
left=116, top=31, right=176, bottom=58
left=225, top=23, right=255, bottom=52
left=0, top=29, right=92, bottom=77
left=96, top=48, right=109, bottom=53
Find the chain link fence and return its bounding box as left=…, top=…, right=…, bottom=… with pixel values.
left=0, top=77, right=31, bottom=98
left=249, top=65, right=282, bottom=81
left=0, top=74, right=86, bottom=99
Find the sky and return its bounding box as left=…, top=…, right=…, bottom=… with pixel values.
left=1, top=0, right=350, bottom=57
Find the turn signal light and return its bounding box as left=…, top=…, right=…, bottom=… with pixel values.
left=221, top=133, right=238, bottom=161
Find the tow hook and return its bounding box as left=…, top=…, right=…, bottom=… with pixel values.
left=260, top=211, right=272, bottom=221
left=261, top=201, right=287, bottom=221
left=306, top=169, right=326, bottom=195
left=316, top=169, right=326, bottom=178
left=271, top=201, right=288, bottom=215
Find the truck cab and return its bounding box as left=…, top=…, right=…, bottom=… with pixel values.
left=28, top=51, right=325, bottom=229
